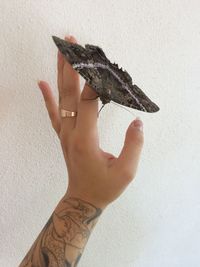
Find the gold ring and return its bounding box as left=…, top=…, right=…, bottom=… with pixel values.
left=60, top=109, right=77, bottom=118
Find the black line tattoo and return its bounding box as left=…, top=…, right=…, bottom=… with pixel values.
left=19, top=197, right=102, bottom=267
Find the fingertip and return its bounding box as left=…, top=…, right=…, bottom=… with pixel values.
left=37, top=80, right=46, bottom=89
left=70, top=35, right=77, bottom=43
left=65, top=35, right=71, bottom=41
left=130, top=117, right=143, bottom=132
left=65, top=35, right=77, bottom=43
left=37, top=80, right=45, bottom=91
left=39, top=83, right=54, bottom=104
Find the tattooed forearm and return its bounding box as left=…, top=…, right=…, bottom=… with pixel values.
left=19, top=197, right=102, bottom=267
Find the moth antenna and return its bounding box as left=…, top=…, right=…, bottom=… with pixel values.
left=110, top=101, right=136, bottom=116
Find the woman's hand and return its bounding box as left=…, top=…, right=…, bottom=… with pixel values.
left=38, top=35, right=144, bottom=209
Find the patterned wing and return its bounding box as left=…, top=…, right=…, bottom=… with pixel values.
left=52, top=35, right=159, bottom=113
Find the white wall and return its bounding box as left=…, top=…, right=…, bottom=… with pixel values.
left=0, top=1, right=200, bottom=266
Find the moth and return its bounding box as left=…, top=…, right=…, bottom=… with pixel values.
left=52, top=36, right=159, bottom=113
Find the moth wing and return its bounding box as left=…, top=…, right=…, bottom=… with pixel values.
left=110, top=83, right=159, bottom=113
left=85, top=44, right=107, bottom=59
left=110, top=86, right=143, bottom=111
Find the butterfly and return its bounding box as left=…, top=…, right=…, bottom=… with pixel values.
left=52, top=36, right=159, bottom=113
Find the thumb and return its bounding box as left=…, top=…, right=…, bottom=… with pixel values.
left=116, top=118, right=144, bottom=179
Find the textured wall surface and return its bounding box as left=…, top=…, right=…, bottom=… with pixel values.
left=0, top=1, right=200, bottom=266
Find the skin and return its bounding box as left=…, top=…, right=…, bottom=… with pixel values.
left=19, top=35, right=144, bottom=267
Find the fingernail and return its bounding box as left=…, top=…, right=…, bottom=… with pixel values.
left=37, top=80, right=41, bottom=86
left=132, top=117, right=143, bottom=132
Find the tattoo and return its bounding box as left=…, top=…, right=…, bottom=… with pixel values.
left=19, top=197, right=102, bottom=267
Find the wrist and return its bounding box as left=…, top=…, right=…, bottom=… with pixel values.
left=56, top=195, right=103, bottom=248
left=64, top=188, right=109, bottom=211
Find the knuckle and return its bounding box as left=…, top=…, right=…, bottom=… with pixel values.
left=60, top=87, right=74, bottom=98
left=72, top=133, right=93, bottom=154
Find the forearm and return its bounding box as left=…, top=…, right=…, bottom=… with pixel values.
left=19, top=195, right=102, bottom=267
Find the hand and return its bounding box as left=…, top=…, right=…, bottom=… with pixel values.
left=38, top=35, right=144, bottom=209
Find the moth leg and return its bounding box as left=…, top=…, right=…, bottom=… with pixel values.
left=99, top=81, right=112, bottom=105
left=98, top=104, right=105, bottom=117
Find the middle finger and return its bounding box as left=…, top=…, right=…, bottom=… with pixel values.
left=58, top=35, right=81, bottom=134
